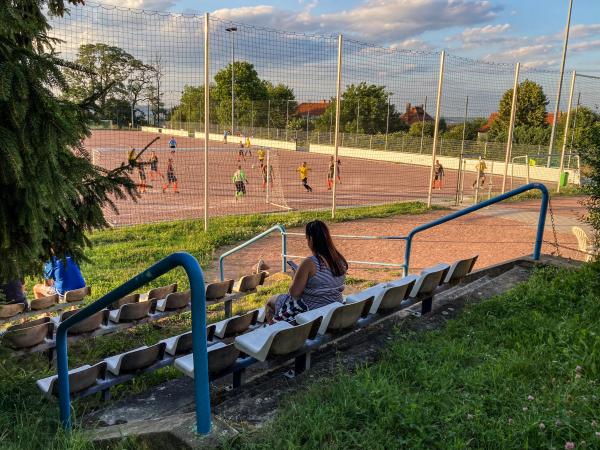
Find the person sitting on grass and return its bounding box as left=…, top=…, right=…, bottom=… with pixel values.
left=33, top=255, right=86, bottom=300
left=265, top=220, right=347, bottom=323
left=0, top=280, right=26, bottom=306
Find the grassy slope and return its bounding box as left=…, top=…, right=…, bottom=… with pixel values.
left=66, top=202, right=430, bottom=299
left=0, top=202, right=428, bottom=450
left=224, top=263, right=600, bottom=450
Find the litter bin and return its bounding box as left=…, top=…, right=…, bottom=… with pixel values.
left=560, top=171, right=569, bottom=187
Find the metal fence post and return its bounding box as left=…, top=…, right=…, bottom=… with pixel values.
left=331, top=34, right=343, bottom=219
left=427, top=51, right=445, bottom=208
left=547, top=0, right=573, bottom=167
left=203, top=13, right=210, bottom=231
left=419, top=95, right=427, bottom=154
left=502, top=62, right=520, bottom=194
left=557, top=70, right=576, bottom=193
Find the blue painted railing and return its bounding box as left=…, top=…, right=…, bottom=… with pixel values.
left=403, top=182, right=549, bottom=274
left=55, top=252, right=211, bottom=434
left=219, top=224, right=287, bottom=281
left=218, top=183, right=549, bottom=280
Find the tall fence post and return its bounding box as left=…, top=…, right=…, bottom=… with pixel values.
left=557, top=70, right=576, bottom=193
left=331, top=34, right=343, bottom=219
left=547, top=0, right=573, bottom=167
left=427, top=51, right=445, bottom=208
left=502, top=62, right=520, bottom=194
left=419, top=95, right=427, bottom=154
left=203, top=13, right=210, bottom=231
left=266, top=148, right=271, bottom=203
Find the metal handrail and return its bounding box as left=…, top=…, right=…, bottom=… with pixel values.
left=219, top=224, right=287, bottom=281
left=56, top=252, right=211, bottom=435
left=403, top=182, right=549, bottom=275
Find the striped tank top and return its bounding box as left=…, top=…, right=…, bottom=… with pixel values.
left=301, top=255, right=345, bottom=309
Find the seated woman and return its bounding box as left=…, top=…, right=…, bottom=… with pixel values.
left=266, top=220, right=347, bottom=323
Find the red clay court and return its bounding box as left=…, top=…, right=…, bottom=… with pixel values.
left=86, top=130, right=514, bottom=226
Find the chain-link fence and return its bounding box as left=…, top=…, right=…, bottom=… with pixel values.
left=47, top=2, right=590, bottom=227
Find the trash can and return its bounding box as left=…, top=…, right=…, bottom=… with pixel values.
left=560, top=171, right=569, bottom=187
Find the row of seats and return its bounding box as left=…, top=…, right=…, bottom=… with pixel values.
left=176, top=255, right=478, bottom=380
left=2, top=272, right=266, bottom=353
left=36, top=256, right=477, bottom=400
left=0, top=287, right=91, bottom=323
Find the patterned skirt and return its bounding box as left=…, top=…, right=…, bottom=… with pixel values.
left=273, top=294, right=309, bottom=322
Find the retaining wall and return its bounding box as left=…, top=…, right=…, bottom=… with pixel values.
left=308, top=144, right=578, bottom=183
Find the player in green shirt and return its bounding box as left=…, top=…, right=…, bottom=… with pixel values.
left=232, top=165, right=248, bottom=200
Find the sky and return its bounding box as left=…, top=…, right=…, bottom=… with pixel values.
left=89, top=0, right=600, bottom=72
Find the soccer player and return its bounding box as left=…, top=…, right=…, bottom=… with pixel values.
left=257, top=147, right=266, bottom=168
left=232, top=165, right=248, bottom=200
left=223, top=130, right=228, bottom=144
left=434, top=160, right=445, bottom=190
left=148, top=150, right=163, bottom=181
left=297, top=161, right=312, bottom=192
left=137, top=162, right=147, bottom=193
left=168, top=136, right=177, bottom=151
left=244, top=135, right=252, bottom=156
left=472, top=158, right=487, bottom=189
left=261, top=163, right=274, bottom=190
left=127, top=147, right=137, bottom=172
left=162, top=155, right=179, bottom=193
left=327, top=156, right=342, bottom=190
left=237, top=140, right=246, bottom=162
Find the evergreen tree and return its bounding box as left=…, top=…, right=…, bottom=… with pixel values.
left=0, top=0, right=138, bottom=282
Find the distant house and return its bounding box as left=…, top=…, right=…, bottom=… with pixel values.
left=297, top=100, right=330, bottom=117
left=400, top=102, right=433, bottom=126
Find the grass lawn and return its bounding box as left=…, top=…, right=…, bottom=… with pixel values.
left=223, top=263, right=600, bottom=450
left=0, top=201, right=429, bottom=450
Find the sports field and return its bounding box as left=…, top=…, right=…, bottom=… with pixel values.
left=86, top=130, right=498, bottom=226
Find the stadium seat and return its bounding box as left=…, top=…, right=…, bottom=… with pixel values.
left=174, top=342, right=240, bottom=377
left=160, top=324, right=216, bottom=356
left=146, top=283, right=177, bottom=301
left=0, top=303, right=25, bottom=319
left=444, top=255, right=479, bottom=284
left=256, top=307, right=267, bottom=323
left=2, top=317, right=54, bottom=349
left=295, top=297, right=373, bottom=336
left=234, top=319, right=321, bottom=362
left=108, top=293, right=140, bottom=310
left=52, top=308, right=109, bottom=335
left=405, top=263, right=451, bottom=314
left=572, top=226, right=595, bottom=262
left=233, top=272, right=266, bottom=293
left=36, top=362, right=107, bottom=398
left=108, top=300, right=155, bottom=323
left=63, top=286, right=91, bottom=303
left=104, top=343, right=166, bottom=375
left=346, top=274, right=419, bottom=314
left=29, top=294, right=59, bottom=311
left=214, top=309, right=259, bottom=339
left=155, top=290, right=191, bottom=312
left=206, top=280, right=234, bottom=302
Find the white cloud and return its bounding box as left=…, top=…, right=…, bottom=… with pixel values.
left=570, top=39, right=600, bottom=52
left=562, top=23, right=600, bottom=40
left=501, top=44, right=555, bottom=59
left=447, top=23, right=512, bottom=48
left=97, top=0, right=175, bottom=11
left=211, top=0, right=500, bottom=44
left=390, top=38, right=434, bottom=51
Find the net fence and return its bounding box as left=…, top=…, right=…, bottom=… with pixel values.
left=46, top=2, right=589, bottom=227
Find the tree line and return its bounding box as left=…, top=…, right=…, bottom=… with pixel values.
left=63, top=43, right=600, bottom=153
